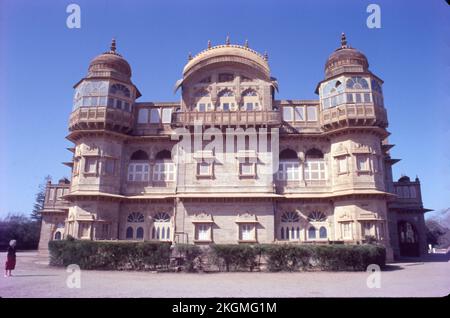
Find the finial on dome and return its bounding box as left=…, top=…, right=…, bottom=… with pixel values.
left=207, top=40, right=212, bottom=49
left=264, top=51, right=268, bottom=61
left=341, top=32, right=347, bottom=48
left=226, top=35, right=230, bottom=45
left=110, top=38, right=117, bottom=53
left=188, top=52, right=192, bottom=60
left=244, top=39, right=249, bottom=48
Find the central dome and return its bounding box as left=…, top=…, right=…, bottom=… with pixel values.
left=88, top=39, right=132, bottom=78
left=324, top=33, right=369, bottom=79
left=182, top=38, right=270, bottom=80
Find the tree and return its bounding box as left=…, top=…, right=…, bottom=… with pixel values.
left=30, top=175, right=52, bottom=222
left=0, top=213, right=41, bottom=250
left=426, top=208, right=450, bottom=248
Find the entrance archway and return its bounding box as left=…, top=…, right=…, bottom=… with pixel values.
left=398, top=221, right=419, bottom=257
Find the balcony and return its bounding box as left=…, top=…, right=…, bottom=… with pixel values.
left=172, top=110, right=281, bottom=127
left=321, top=103, right=387, bottom=130
left=69, top=106, right=133, bottom=133
left=42, top=180, right=71, bottom=213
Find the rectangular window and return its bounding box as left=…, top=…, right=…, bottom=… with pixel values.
left=197, top=161, right=212, bottom=176
left=342, top=222, right=352, bottom=239
left=84, top=157, right=97, bottom=173
left=239, top=162, right=255, bottom=177
left=98, top=97, right=107, bottom=106
left=337, top=156, right=347, bottom=174
left=105, top=159, right=115, bottom=175
left=346, top=93, right=354, bottom=103
left=162, top=108, right=172, bottom=123
left=56, top=188, right=63, bottom=199
left=356, top=155, right=370, bottom=172
left=128, top=163, right=149, bottom=182
left=107, top=98, right=114, bottom=107
left=294, top=106, right=305, bottom=121
left=306, top=106, right=317, bottom=121
left=150, top=108, right=161, bottom=123
left=246, top=102, right=253, bottom=111
left=198, top=103, right=206, bottom=112
left=102, top=224, right=109, bottom=239
left=304, top=160, right=326, bottom=180
left=277, top=161, right=300, bottom=181
left=282, top=107, right=293, bottom=121
left=153, top=162, right=175, bottom=182
left=79, top=222, right=90, bottom=239
left=115, top=99, right=122, bottom=109
left=195, top=224, right=211, bottom=241
left=363, top=222, right=374, bottom=237
left=222, top=103, right=230, bottom=112
left=124, top=102, right=130, bottom=112
left=355, top=93, right=362, bottom=103
left=138, top=109, right=148, bottom=124
left=239, top=224, right=255, bottom=241
left=323, top=98, right=330, bottom=109
left=364, top=93, right=371, bottom=103
left=48, top=188, right=55, bottom=201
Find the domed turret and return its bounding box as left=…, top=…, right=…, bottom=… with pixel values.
left=87, top=39, right=132, bottom=80
left=324, top=33, right=369, bottom=79
left=69, top=39, right=141, bottom=133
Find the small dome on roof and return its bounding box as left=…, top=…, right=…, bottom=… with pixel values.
left=88, top=39, right=132, bottom=78
left=324, top=33, right=369, bottom=79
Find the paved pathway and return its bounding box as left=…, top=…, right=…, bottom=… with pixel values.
left=0, top=251, right=449, bottom=297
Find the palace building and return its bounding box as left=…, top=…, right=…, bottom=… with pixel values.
left=38, top=34, right=430, bottom=260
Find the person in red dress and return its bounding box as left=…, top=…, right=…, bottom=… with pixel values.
left=4, top=240, right=16, bottom=277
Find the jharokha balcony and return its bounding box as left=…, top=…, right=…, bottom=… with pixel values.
left=321, top=103, right=388, bottom=130
left=69, top=106, right=133, bottom=133
left=171, top=110, right=281, bottom=127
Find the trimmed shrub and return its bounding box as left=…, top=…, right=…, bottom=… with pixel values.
left=210, top=244, right=260, bottom=272
left=264, top=244, right=313, bottom=271
left=174, top=244, right=203, bottom=272
left=48, top=240, right=172, bottom=270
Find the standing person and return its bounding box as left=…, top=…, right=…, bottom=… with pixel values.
left=4, top=240, right=16, bottom=277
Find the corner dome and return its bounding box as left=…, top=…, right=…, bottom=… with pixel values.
left=325, top=33, right=369, bottom=79
left=182, top=37, right=270, bottom=80
left=87, top=39, right=132, bottom=78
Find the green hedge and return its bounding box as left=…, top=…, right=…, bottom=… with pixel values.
left=265, top=244, right=386, bottom=271
left=48, top=240, right=172, bottom=270
left=49, top=240, right=385, bottom=272
left=210, top=244, right=264, bottom=272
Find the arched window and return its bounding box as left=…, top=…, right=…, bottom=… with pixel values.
left=153, top=150, right=175, bottom=182
left=346, top=77, right=369, bottom=90
left=128, top=151, right=150, bottom=182
left=346, top=77, right=371, bottom=104
left=308, top=227, right=317, bottom=239
left=279, top=211, right=301, bottom=240
left=322, top=79, right=345, bottom=109
left=281, top=211, right=300, bottom=223
left=277, top=149, right=299, bottom=181
left=195, top=89, right=212, bottom=112
left=151, top=212, right=172, bottom=241
left=218, top=89, right=235, bottom=111
left=126, top=227, right=134, bottom=239
left=241, top=89, right=260, bottom=111
left=307, top=211, right=327, bottom=222
left=130, top=150, right=149, bottom=160
left=127, top=212, right=145, bottom=223
left=304, top=148, right=326, bottom=181
left=319, top=226, right=327, bottom=239
left=110, top=83, right=131, bottom=97
left=136, top=227, right=144, bottom=240
left=54, top=231, right=62, bottom=240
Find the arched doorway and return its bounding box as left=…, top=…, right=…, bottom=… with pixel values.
left=398, top=221, right=420, bottom=257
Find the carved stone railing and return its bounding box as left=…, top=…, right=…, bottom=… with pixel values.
left=69, top=106, right=133, bottom=132
left=172, top=110, right=281, bottom=127
left=321, top=103, right=387, bottom=130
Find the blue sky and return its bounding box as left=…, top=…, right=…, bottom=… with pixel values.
left=0, top=0, right=449, bottom=218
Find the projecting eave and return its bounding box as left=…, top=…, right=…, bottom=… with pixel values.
left=386, top=158, right=401, bottom=165
left=62, top=162, right=73, bottom=167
